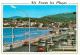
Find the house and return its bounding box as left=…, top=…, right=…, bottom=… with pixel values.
left=52, top=23, right=54, bottom=25
left=30, top=22, right=36, bottom=26
left=3, top=23, right=9, bottom=25
left=12, top=19, right=17, bottom=23
left=10, top=22, right=16, bottom=25
left=16, top=23, right=24, bottom=26
left=10, top=19, right=17, bottom=25
left=23, top=21, right=29, bottom=25
left=38, top=23, right=43, bottom=28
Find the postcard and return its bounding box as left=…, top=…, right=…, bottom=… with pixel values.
left=0, top=0, right=79, bottom=55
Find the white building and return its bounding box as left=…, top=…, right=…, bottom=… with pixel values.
left=23, top=21, right=29, bottom=25
left=38, top=23, right=43, bottom=27
left=3, top=23, right=9, bottom=25
left=30, top=22, right=36, bottom=26
left=52, top=23, right=54, bottom=25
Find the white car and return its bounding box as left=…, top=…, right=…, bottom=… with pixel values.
left=40, top=40, right=46, bottom=43
left=53, top=39, right=58, bottom=42
left=47, top=41, right=54, bottom=47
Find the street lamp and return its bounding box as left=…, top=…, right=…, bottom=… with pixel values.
left=11, top=5, right=31, bottom=52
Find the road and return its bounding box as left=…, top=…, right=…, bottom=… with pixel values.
left=5, top=45, right=37, bottom=52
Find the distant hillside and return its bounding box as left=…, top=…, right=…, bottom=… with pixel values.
left=9, top=16, right=22, bottom=19
left=42, top=12, right=76, bottom=22
left=3, top=12, right=76, bottom=22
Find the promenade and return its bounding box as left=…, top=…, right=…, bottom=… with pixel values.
left=3, top=32, right=70, bottom=52
left=3, top=34, right=53, bottom=51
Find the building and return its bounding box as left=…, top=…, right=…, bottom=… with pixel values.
left=10, top=22, right=16, bottom=25
left=52, top=23, right=54, bottom=25
left=30, top=22, right=36, bottom=26
left=38, top=23, right=43, bottom=28
left=23, top=21, right=29, bottom=25
left=12, top=19, right=17, bottom=23
left=3, top=23, right=9, bottom=25
left=10, top=19, right=17, bottom=25
left=16, top=23, right=24, bottom=26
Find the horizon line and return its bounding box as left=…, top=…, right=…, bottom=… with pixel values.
left=3, top=12, right=76, bottom=19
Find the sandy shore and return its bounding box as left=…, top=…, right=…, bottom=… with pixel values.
left=3, top=34, right=52, bottom=51
left=3, top=34, right=52, bottom=47
left=3, top=27, right=49, bottom=47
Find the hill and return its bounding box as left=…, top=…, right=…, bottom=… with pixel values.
left=9, top=16, right=23, bottom=19
left=3, top=12, right=76, bottom=22
left=41, top=12, right=76, bottom=22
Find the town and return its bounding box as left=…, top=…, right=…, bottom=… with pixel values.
left=3, top=12, right=76, bottom=28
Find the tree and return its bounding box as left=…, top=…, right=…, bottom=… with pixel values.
left=73, top=12, right=76, bottom=14
left=21, top=18, right=29, bottom=21
left=35, top=24, right=39, bottom=27
left=16, top=18, right=21, bottom=21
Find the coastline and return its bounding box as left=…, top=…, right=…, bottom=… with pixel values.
left=3, top=27, right=36, bottom=28
left=3, top=34, right=52, bottom=51
left=3, top=27, right=50, bottom=46
left=3, top=32, right=70, bottom=51
left=3, top=34, right=51, bottom=46
left=3, top=27, right=47, bottom=28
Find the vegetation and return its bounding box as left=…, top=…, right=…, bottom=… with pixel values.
left=3, top=12, right=76, bottom=22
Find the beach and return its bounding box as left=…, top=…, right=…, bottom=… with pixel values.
left=3, top=34, right=53, bottom=51
left=3, top=28, right=50, bottom=45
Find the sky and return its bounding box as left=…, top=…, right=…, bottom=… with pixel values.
left=3, top=5, right=76, bottom=18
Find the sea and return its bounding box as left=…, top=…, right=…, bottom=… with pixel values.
left=3, top=28, right=50, bottom=45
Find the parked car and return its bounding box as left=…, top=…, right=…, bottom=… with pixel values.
left=37, top=46, right=46, bottom=52
left=37, top=42, right=46, bottom=52
left=23, top=41, right=29, bottom=46
left=53, top=39, right=58, bottom=42
left=32, top=42, right=39, bottom=46
left=60, top=38, right=67, bottom=41
left=47, top=41, right=54, bottom=47
left=40, top=40, right=46, bottom=43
